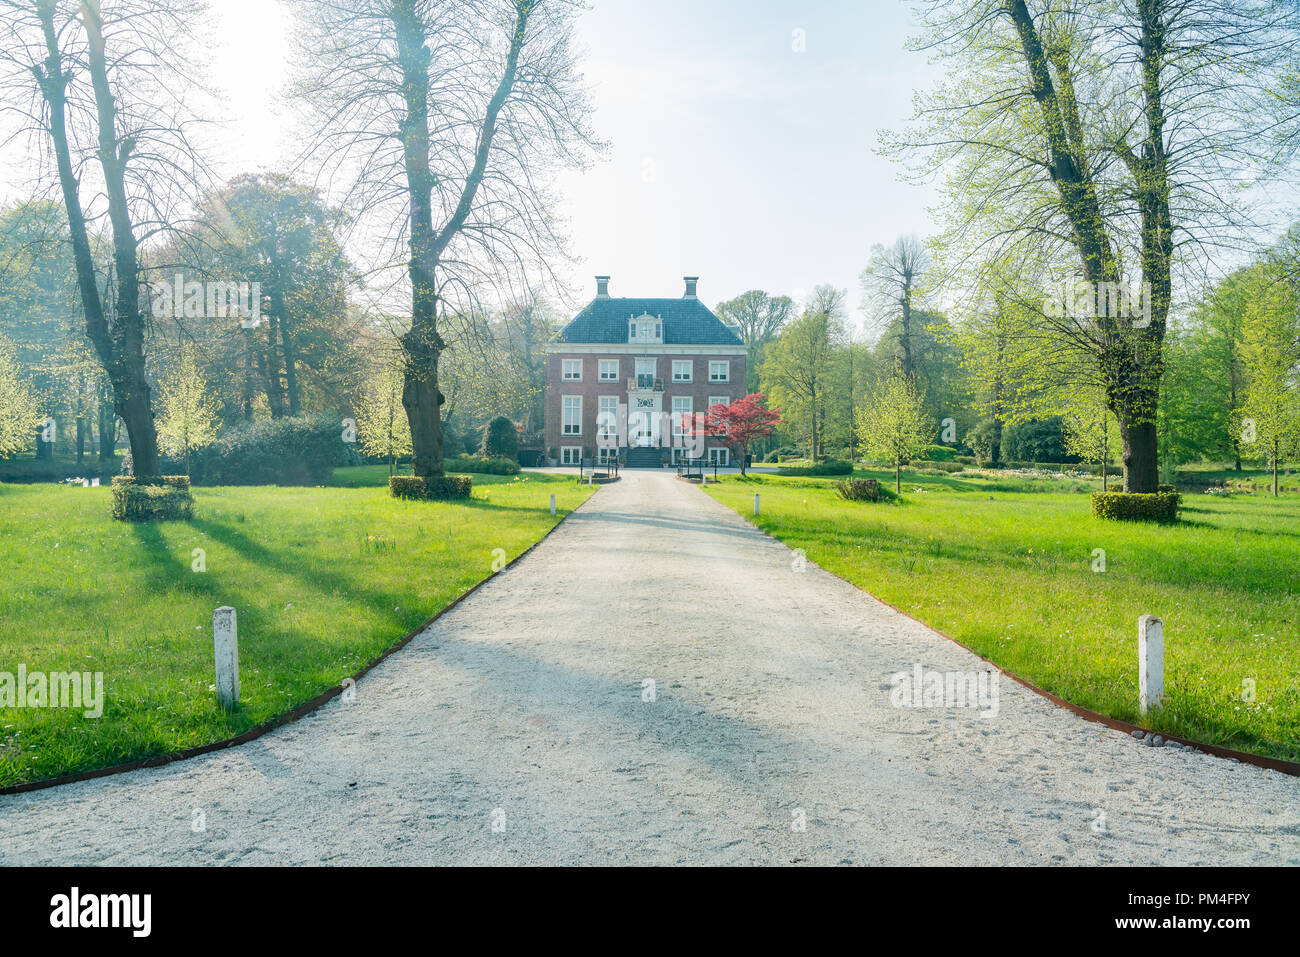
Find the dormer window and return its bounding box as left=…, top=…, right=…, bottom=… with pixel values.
left=629, top=314, right=663, bottom=344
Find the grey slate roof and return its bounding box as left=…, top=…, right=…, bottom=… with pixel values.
left=556, top=297, right=744, bottom=346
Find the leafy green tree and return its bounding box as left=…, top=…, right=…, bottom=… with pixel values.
left=1063, top=394, right=1120, bottom=491
left=857, top=374, right=933, bottom=493
left=1239, top=264, right=1300, bottom=496
left=761, top=307, right=843, bottom=460
left=885, top=0, right=1300, bottom=492
left=0, top=336, right=39, bottom=457
left=157, top=350, right=220, bottom=475
left=354, top=360, right=413, bottom=476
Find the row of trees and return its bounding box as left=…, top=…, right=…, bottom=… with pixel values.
left=0, top=0, right=598, bottom=490
left=711, top=222, right=1300, bottom=495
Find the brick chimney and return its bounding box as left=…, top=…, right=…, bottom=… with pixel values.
left=683, top=276, right=699, bottom=299
left=595, top=275, right=610, bottom=298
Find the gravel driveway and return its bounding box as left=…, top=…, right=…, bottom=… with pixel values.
left=3, top=471, right=1297, bottom=865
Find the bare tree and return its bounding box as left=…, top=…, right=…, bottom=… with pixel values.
left=861, top=235, right=929, bottom=381
left=886, top=0, right=1300, bottom=492
left=293, top=0, right=599, bottom=482
left=1, top=0, right=209, bottom=480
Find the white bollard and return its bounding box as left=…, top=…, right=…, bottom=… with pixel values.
left=213, top=606, right=240, bottom=709
left=754, top=493, right=760, bottom=517
left=550, top=493, right=556, bottom=516
left=1138, top=614, right=1163, bottom=715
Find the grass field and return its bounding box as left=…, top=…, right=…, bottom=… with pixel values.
left=704, top=468, right=1300, bottom=762
left=0, top=469, right=593, bottom=788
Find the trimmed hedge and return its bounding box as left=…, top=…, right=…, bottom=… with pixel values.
left=389, top=474, right=473, bottom=501
left=445, top=454, right=519, bottom=475
left=110, top=476, right=194, bottom=522
left=168, top=415, right=347, bottom=486
left=777, top=459, right=853, bottom=476
left=835, top=478, right=882, bottom=502
left=1091, top=490, right=1180, bottom=523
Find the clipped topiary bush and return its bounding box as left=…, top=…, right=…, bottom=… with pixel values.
left=480, top=416, right=519, bottom=461
left=835, top=477, right=881, bottom=502
left=388, top=474, right=473, bottom=501
left=110, top=476, right=194, bottom=522
left=1091, top=490, right=1180, bottom=523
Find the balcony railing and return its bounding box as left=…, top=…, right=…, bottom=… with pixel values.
left=627, top=375, right=664, bottom=392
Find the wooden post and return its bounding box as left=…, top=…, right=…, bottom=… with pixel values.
left=1138, top=615, right=1163, bottom=715
left=754, top=493, right=760, bottom=516
left=213, top=606, right=240, bottom=709
left=549, top=493, right=556, bottom=516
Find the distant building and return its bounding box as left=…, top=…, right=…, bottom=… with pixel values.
left=544, top=276, right=746, bottom=467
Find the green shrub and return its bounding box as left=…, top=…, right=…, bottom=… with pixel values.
left=480, top=416, right=519, bottom=461
left=110, top=476, right=194, bottom=522
left=777, top=458, right=853, bottom=476
left=920, top=444, right=957, bottom=462
left=910, top=459, right=965, bottom=473
left=388, top=474, right=473, bottom=501
left=762, top=446, right=796, bottom=463
left=446, top=454, right=519, bottom=475
left=1091, top=490, right=1180, bottom=523
left=835, top=477, right=882, bottom=502
left=183, top=415, right=346, bottom=486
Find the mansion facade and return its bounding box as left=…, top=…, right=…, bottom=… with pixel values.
left=544, top=276, right=747, bottom=467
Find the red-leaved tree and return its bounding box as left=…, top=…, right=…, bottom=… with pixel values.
left=705, top=393, right=782, bottom=476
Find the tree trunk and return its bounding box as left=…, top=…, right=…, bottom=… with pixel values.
left=1273, top=441, right=1279, bottom=497
left=35, top=2, right=160, bottom=479
left=895, top=462, right=901, bottom=494
left=1118, top=417, right=1159, bottom=493
left=280, top=309, right=300, bottom=416
left=76, top=415, right=86, bottom=464
left=98, top=393, right=116, bottom=461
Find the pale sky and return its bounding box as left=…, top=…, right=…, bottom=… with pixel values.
left=1, top=0, right=940, bottom=324
left=203, top=0, right=940, bottom=322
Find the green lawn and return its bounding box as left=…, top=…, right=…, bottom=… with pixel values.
left=704, top=468, right=1300, bottom=762
left=0, top=471, right=593, bottom=787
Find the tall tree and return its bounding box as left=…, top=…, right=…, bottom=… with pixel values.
left=2, top=0, right=208, bottom=480
left=861, top=235, right=929, bottom=381
left=887, top=0, right=1300, bottom=492
left=295, top=0, right=599, bottom=483
left=1239, top=262, right=1300, bottom=497
left=761, top=307, right=843, bottom=460
left=714, top=290, right=795, bottom=393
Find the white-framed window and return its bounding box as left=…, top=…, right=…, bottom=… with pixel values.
left=709, top=360, right=729, bottom=382
left=672, top=447, right=691, bottom=464
left=562, top=358, right=582, bottom=381
left=560, top=446, right=582, bottom=465
left=671, top=395, right=692, bottom=437
left=597, top=446, right=618, bottom=464
left=709, top=396, right=730, bottom=434
left=562, top=395, right=582, bottom=435
left=707, top=447, right=730, bottom=466
left=597, top=395, right=619, bottom=442
left=672, top=360, right=692, bottom=382
left=633, top=357, right=656, bottom=390
left=598, top=358, right=619, bottom=381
